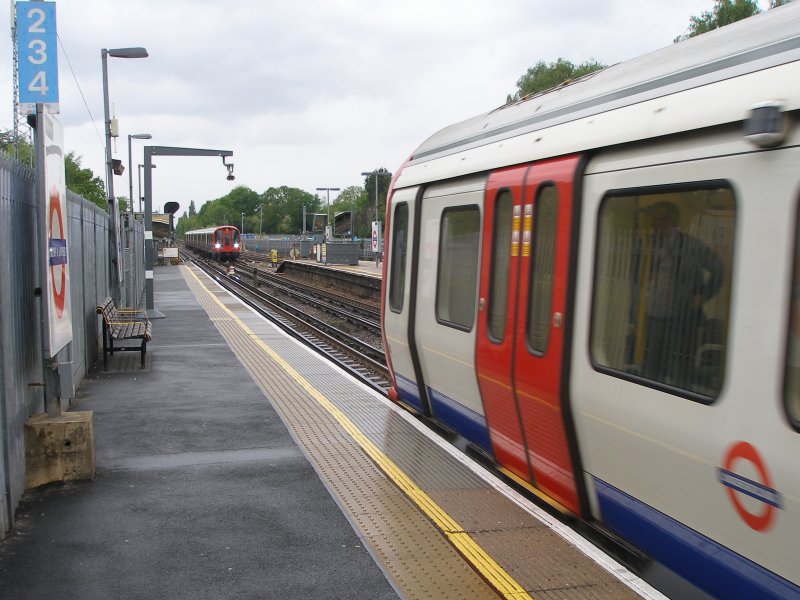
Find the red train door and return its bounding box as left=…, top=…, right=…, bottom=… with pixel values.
left=476, top=155, right=582, bottom=515
left=476, top=165, right=529, bottom=478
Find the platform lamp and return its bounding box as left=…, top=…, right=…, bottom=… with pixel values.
left=102, top=46, right=148, bottom=302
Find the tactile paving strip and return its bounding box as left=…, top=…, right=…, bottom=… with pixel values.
left=183, top=265, right=647, bottom=600
left=183, top=267, right=499, bottom=600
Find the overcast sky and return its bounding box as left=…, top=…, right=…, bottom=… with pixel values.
left=1, top=0, right=770, bottom=219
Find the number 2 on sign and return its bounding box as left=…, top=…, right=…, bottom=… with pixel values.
left=27, top=7, right=46, bottom=32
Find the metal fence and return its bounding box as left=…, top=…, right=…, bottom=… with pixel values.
left=0, top=153, right=144, bottom=536
left=242, top=236, right=381, bottom=261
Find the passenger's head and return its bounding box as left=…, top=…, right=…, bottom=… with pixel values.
left=647, top=201, right=680, bottom=230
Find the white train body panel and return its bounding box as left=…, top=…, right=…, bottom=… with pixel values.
left=380, top=5, right=800, bottom=597
left=571, top=136, right=800, bottom=591
left=413, top=179, right=487, bottom=437
left=383, top=186, right=420, bottom=408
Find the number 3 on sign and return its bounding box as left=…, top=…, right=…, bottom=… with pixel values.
left=16, top=1, right=59, bottom=110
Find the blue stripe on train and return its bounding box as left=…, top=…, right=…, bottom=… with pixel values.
left=594, top=478, right=798, bottom=600
left=394, top=375, right=492, bottom=452
left=394, top=373, right=424, bottom=412
left=427, top=387, right=492, bottom=452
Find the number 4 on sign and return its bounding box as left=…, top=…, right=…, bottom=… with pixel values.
left=28, top=71, right=49, bottom=96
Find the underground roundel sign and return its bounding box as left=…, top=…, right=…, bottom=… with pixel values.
left=717, top=441, right=783, bottom=532
left=48, top=187, right=67, bottom=318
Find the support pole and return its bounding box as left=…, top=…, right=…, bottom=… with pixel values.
left=143, top=146, right=163, bottom=318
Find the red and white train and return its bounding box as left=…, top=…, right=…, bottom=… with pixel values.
left=381, top=5, right=800, bottom=599
left=184, top=226, right=241, bottom=261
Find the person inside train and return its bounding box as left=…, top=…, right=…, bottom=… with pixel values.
left=638, top=200, right=724, bottom=389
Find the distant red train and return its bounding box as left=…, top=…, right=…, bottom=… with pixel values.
left=185, top=226, right=241, bottom=261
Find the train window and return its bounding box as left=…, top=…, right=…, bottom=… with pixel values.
left=591, top=184, right=735, bottom=399
left=389, top=202, right=409, bottom=312
left=527, top=185, right=558, bottom=354
left=784, top=213, right=800, bottom=429
left=436, top=205, right=481, bottom=331
left=488, top=191, right=513, bottom=341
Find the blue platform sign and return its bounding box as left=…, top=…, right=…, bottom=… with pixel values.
left=16, top=1, right=59, bottom=114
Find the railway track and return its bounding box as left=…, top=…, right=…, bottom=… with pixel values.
left=233, top=260, right=380, bottom=329
left=183, top=251, right=390, bottom=393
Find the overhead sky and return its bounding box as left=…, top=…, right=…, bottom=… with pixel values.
left=1, top=0, right=770, bottom=219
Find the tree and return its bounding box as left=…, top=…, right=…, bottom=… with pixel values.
left=332, top=186, right=368, bottom=237
left=0, top=129, right=34, bottom=165
left=674, top=0, right=761, bottom=41
left=65, top=152, right=106, bottom=208
left=188, top=200, right=197, bottom=217
left=261, top=186, right=319, bottom=234
left=362, top=168, right=392, bottom=231
left=1, top=130, right=108, bottom=210
left=507, top=58, right=605, bottom=103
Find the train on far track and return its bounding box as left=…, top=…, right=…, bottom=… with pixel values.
left=184, top=225, right=241, bottom=261
left=380, top=5, right=800, bottom=600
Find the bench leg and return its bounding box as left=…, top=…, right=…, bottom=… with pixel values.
left=140, top=340, right=147, bottom=369
left=102, top=324, right=108, bottom=369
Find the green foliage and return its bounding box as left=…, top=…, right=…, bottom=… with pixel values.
left=261, top=186, right=320, bottom=234
left=0, top=129, right=34, bottom=165
left=175, top=185, right=322, bottom=238
left=362, top=168, right=392, bottom=226
left=674, top=0, right=761, bottom=41
left=66, top=152, right=107, bottom=209
left=331, top=186, right=367, bottom=237
left=508, top=58, right=605, bottom=103
left=1, top=129, right=108, bottom=210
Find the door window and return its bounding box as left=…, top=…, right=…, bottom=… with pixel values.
left=389, top=203, right=409, bottom=312
left=488, top=191, right=513, bottom=341
left=527, top=185, right=558, bottom=354
left=436, top=205, right=481, bottom=330
left=785, top=210, right=800, bottom=429
left=591, top=184, right=735, bottom=399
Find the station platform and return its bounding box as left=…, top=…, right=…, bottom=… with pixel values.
left=0, top=264, right=664, bottom=599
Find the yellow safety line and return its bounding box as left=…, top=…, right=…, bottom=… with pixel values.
left=184, top=266, right=533, bottom=600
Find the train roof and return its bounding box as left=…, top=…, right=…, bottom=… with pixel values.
left=396, top=3, right=800, bottom=188
left=185, top=225, right=240, bottom=235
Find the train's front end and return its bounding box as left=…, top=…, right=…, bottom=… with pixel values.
left=214, top=226, right=241, bottom=261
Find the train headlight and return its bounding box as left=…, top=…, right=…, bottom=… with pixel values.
left=214, top=243, right=221, bottom=249
left=233, top=242, right=240, bottom=249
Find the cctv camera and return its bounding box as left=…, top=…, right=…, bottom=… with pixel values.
left=227, top=174, right=235, bottom=181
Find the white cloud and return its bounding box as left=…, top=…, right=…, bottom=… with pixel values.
left=1, top=0, right=769, bottom=218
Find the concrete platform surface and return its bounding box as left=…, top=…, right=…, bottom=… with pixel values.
left=0, top=267, right=397, bottom=600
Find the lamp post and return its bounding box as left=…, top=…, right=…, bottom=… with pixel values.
left=143, top=146, right=234, bottom=318
left=361, top=170, right=391, bottom=223
left=241, top=212, right=245, bottom=234
left=362, top=171, right=391, bottom=265
left=102, top=46, right=148, bottom=302
left=128, top=133, right=151, bottom=218
left=256, top=204, right=263, bottom=237
left=316, top=187, right=340, bottom=237
left=138, top=163, right=156, bottom=214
